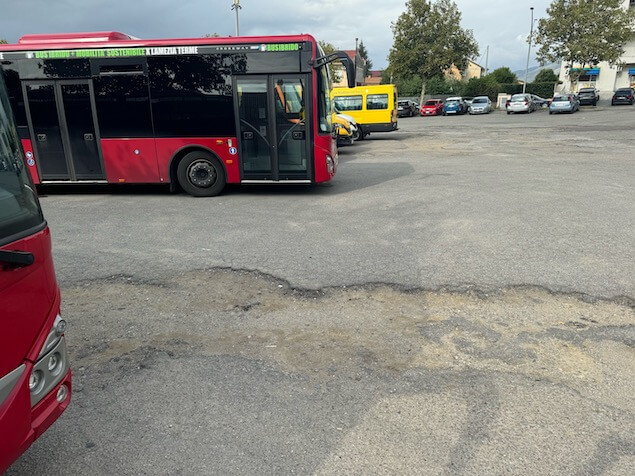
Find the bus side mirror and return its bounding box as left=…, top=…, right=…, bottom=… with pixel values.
left=312, top=50, right=356, bottom=88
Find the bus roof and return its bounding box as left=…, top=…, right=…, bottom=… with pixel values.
left=0, top=31, right=317, bottom=52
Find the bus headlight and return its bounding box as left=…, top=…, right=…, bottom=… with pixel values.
left=326, top=155, right=334, bottom=174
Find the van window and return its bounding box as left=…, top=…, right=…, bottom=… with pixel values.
left=367, top=94, right=388, bottom=110
left=333, top=95, right=363, bottom=111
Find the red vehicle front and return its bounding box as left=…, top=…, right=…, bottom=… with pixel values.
left=420, top=99, right=444, bottom=116
left=0, top=73, right=71, bottom=473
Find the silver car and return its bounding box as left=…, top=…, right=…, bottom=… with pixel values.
left=469, top=96, right=492, bottom=114
left=507, top=94, right=536, bottom=114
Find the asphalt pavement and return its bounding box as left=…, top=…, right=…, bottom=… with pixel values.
left=8, top=105, right=635, bottom=475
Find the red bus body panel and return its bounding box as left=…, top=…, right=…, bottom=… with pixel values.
left=154, top=137, right=241, bottom=184
left=20, top=139, right=40, bottom=184
left=0, top=228, right=71, bottom=473
left=101, top=138, right=161, bottom=183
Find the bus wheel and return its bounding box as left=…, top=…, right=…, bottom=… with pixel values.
left=352, top=128, right=361, bottom=141
left=177, top=151, right=226, bottom=197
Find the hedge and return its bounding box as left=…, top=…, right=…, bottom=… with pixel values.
left=499, top=82, right=557, bottom=99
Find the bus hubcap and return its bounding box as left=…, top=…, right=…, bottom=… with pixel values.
left=188, top=160, right=216, bottom=188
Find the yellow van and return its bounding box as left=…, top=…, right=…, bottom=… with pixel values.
left=331, top=85, right=398, bottom=139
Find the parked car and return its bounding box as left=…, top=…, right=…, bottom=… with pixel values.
left=549, top=94, right=580, bottom=114
left=397, top=100, right=418, bottom=117
left=578, top=88, right=600, bottom=106
left=468, top=96, right=492, bottom=114
left=332, top=114, right=354, bottom=146
left=420, top=99, right=444, bottom=116
left=611, top=88, right=634, bottom=106
left=507, top=94, right=536, bottom=114
left=443, top=97, right=468, bottom=115
left=334, top=109, right=361, bottom=141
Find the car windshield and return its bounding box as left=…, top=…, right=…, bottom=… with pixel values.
left=579, top=89, right=593, bottom=93
left=446, top=100, right=458, bottom=105
left=553, top=96, right=569, bottom=102
left=424, top=100, right=438, bottom=106
left=615, top=90, right=630, bottom=96
left=398, top=101, right=408, bottom=106
left=511, top=96, right=526, bottom=102
left=472, top=98, right=487, bottom=104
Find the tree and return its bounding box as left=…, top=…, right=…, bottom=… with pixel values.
left=318, top=41, right=342, bottom=83
left=487, top=67, right=517, bottom=84
left=535, top=0, right=635, bottom=84
left=0, top=39, right=7, bottom=44
left=357, top=40, right=373, bottom=77
left=463, top=76, right=500, bottom=101
left=388, top=0, right=478, bottom=103
left=533, top=68, right=559, bottom=83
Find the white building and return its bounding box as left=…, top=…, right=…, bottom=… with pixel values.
left=558, top=0, right=635, bottom=94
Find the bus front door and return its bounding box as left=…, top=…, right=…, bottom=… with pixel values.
left=24, top=81, right=105, bottom=181
left=235, top=75, right=311, bottom=182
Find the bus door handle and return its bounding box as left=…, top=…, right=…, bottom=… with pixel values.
left=243, top=131, right=254, bottom=140
left=84, top=133, right=94, bottom=141
left=292, top=131, right=305, bottom=140
left=37, top=134, right=47, bottom=142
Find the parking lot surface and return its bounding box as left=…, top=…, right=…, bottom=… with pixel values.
left=9, top=106, right=635, bottom=475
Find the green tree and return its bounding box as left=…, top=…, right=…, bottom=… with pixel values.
left=533, top=68, right=559, bottom=83
left=463, top=76, right=500, bottom=101
left=0, top=39, right=8, bottom=44
left=535, top=0, right=635, bottom=84
left=358, top=40, right=373, bottom=77
left=318, top=41, right=342, bottom=83
left=388, top=0, right=478, bottom=103
left=487, top=67, right=517, bottom=84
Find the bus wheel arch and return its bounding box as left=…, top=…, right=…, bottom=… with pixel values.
left=170, top=147, right=227, bottom=197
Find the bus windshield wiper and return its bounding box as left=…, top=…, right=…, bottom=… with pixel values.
left=0, top=249, right=35, bottom=267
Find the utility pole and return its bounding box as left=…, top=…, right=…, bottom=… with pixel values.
left=485, top=45, right=489, bottom=76
left=231, top=0, right=242, bottom=37
left=355, top=37, right=359, bottom=86
left=523, top=7, right=534, bottom=94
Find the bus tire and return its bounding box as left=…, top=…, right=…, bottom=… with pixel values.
left=351, top=128, right=361, bottom=141
left=177, top=151, right=226, bottom=197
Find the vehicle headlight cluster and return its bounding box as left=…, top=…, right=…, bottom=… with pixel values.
left=29, top=315, right=69, bottom=406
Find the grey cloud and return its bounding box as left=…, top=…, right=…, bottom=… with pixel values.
left=1, top=0, right=553, bottom=71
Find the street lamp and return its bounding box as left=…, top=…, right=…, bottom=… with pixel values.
left=523, top=7, right=535, bottom=94
left=231, top=0, right=242, bottom=37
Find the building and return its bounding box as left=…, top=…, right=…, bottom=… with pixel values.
left=445, top=59, right=486, bottom=81
left=557, top=0, right=635, bottom=94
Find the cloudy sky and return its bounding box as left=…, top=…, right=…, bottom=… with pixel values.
left=1, top=0, right=553, bottom=72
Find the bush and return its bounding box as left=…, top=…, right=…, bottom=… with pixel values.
left=498, top=82, right=555, bottom=98
left=463, top=76, right=500, bottom=101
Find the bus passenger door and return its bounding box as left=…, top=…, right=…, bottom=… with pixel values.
left=235, top=75, right=311, bottom=182
left=272, top=76, right=309, bottom=181
left=23, top=80, right=105, bottom=181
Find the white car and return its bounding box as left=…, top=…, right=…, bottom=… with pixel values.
left=469, top=96, right=492, bottom=114
left=507, top=94, right=537, bottom=114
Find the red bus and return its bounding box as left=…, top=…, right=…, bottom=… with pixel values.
left=0, top=32, right=354, bottom=196
left=0, top=71, right=71, bottom=472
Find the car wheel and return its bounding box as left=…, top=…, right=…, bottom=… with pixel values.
left=507, top=111, right=511, bottom=115
left=351, top=127, right=361, bottom=141
left=177, top=150, right=226, bottom=197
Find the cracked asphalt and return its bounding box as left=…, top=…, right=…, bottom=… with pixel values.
left=8, top=106, right=635, bottom=475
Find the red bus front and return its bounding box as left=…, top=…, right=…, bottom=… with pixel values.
left=0, top=72, right=71, bottom=473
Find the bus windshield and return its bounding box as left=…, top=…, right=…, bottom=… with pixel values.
left=0, top=75, right=43, bottom=244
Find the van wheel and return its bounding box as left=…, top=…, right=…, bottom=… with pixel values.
left=177, top=151, right=226, bottom=197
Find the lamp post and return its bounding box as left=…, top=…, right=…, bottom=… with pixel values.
left=523, top=7, right=535, bottom=94
left=231, top=0, right=242, bottom=37
left=355, top=37, right=359, bottom=85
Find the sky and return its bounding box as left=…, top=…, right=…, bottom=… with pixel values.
left=0, top=0, right=554, bottom=72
